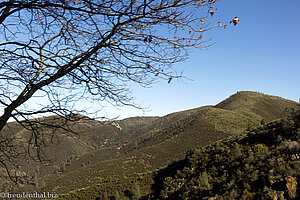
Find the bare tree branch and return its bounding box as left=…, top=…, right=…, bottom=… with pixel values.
left=0, top=0, right=235, bottom=182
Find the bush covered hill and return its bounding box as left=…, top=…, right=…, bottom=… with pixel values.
left=31, top=91, right=298, bottom=193
left=0, top=91, right=299, bottom=196
left=155, top=111, right=300, bottom=200
left=58, top=107, right=300, bottom=200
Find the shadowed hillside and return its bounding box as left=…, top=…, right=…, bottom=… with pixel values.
left=150, top=111, right=300, bottom=200
left=0, top=115, right=159, bottom=190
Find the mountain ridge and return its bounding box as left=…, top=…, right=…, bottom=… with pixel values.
left=54, top=100, right=300, bottom=200
left=34, top=91, right=299, bottom=194
left=0, top=91, right=299, bottom=196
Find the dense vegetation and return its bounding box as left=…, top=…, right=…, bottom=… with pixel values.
left=57, top=108, right=300, bottom=199
left=155, top=110, right=300, bottom=199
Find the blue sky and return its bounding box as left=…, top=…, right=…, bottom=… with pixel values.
left=98, top=0, right=300, bottom=119
left=2, top=0, right=299, bottom=121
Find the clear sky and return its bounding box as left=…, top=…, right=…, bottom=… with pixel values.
left=95, top=0, right=300, bottom=119
left=1, top=0, right=299, bottom=122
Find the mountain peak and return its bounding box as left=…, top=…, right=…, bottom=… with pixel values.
left=215, top=91, right=299, bottom=121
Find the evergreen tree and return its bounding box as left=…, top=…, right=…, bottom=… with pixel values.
left=132, top=181, right=141, bottom=199
left=233, top=142, right=242, bottom=158
left=113, top=190, right=120, bottom=200
left=198, top=171, right=211, bottom=190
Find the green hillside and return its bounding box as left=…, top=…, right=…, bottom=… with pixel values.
left=35, top=92, right=299, bottom=194
left=153, top=110, right=300, bottom=200
left=0, top=91, right=299, bottom=197
left=57, top=109, right=300, bottom=200
left=215, top=91, right=298, bottom=121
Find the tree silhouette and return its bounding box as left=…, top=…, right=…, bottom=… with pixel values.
left=0, top=0, right=235, bottom=180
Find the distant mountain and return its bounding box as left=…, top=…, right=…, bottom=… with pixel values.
left=0, top=91, right=299, bottom=196
left=215, top=91, right=298, bottom=121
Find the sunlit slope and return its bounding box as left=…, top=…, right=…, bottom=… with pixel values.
left=215, top=91, right=299, bottom=121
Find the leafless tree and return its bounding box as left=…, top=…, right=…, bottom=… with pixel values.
left=0, top=0, right=235, bottom=181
